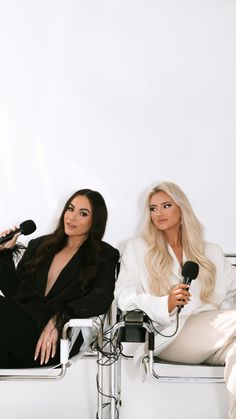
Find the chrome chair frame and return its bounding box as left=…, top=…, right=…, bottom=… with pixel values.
left=110, top=253, right=236, bottom=418
left=0, top=316, right=105, bottom=419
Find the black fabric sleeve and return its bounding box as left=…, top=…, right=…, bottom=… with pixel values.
left=0, top=238, right=39, bottom=297
left=0, top=249, right=20, bottom=296
left=16, top=238, right=40, bottom=270
left=62, top=249, right=119, bottom=319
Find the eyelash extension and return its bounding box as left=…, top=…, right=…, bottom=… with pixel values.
left=80, top=212, right=88, bottom=217
left=150, top=203, right=172, bottom=211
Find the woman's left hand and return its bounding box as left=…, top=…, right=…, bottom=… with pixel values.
left=34, top=317, right=58, bottom=365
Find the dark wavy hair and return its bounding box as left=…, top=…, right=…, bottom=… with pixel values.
left=21, top=189, right=108, bottom=274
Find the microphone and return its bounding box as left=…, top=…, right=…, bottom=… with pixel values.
left=178, top=261, right=199, bottom=312
left=0, top=220, right=36, bottom=245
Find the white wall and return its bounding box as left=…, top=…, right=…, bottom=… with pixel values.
left=1, top=0, right=236, bottom=252
left=0, top=1, right=235, bottom=418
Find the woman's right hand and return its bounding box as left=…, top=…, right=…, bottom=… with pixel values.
left=0, top=227, right=20, bottom=251
left=168, top=283, right=191, bottom=313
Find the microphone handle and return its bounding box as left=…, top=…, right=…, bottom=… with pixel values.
left=178, top=276, right=192, bottom=311
left=0, top=228, right=22, bottom=245
left=183, top=277, right=192, bottom=286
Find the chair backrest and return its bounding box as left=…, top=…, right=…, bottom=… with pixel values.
left=224, top=253, right=236, bottom=266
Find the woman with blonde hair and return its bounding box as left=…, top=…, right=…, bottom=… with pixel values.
left=115, top=181, right=236, bottom=419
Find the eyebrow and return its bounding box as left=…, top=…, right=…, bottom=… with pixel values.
left=69, top=203, right=91, bottom=213
left=150, top=201, right=172, bottom=206
left=80, top=207, right=91, bottom=213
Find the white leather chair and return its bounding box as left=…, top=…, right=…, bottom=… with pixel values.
left=109, top=253, right=236, bottom=419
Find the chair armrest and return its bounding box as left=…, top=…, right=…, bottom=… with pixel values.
left=68, top=318, right=95, bottom=328
left=60, top=315, right=105, bottom=364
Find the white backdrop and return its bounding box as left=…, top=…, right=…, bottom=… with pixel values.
left=1, top=0, right=236, bottom=253
left=0, top=1, right=235, bottom=418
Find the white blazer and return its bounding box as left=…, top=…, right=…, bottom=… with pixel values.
left=114, top=238, right=236, bottom=353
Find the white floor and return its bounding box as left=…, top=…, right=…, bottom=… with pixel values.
left=118, top=359, right=228, bottom=419
left=0, top=360, right=97, bottom=419
left=0, top=356, right=229, bottom=419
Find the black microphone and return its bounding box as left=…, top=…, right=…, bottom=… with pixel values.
left=0, top=220, right=36, bottom=245
left=178, top=261, right=199, bottom=312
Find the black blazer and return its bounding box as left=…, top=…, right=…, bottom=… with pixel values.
left=0, top=236, right=119, bottom=330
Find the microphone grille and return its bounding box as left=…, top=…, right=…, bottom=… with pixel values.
left=181, top=261, right=199, bottom=279
left=20, top=220, right=37, bottom=236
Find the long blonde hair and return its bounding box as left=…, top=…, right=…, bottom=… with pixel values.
left=142, top=182, right=216, bottom=303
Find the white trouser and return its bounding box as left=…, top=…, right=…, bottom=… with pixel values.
left=158, top=310, right=236, bottom=419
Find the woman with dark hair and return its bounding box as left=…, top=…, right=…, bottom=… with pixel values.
left=0, top=189, right=119, bottom=368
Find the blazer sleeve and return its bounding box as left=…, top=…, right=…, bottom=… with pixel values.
left=0, top=248, right=20, bottom=296
left=63, top=247, right=120, bottom=318
left=0, top=237, right=44, bottom=297
left=114, top=240, right=171, bottom=326
left=16, top=237, right=43, bottom=269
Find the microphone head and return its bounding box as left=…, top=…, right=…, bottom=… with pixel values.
left=182, top=261, right=199, bottom=280
left=19, top=220, right=37, bottom=236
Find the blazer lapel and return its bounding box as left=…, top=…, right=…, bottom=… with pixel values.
left=167, top=244, right=185, bottom=281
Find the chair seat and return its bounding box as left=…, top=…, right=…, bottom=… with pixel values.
left=151, top=357, right=225, bottom=380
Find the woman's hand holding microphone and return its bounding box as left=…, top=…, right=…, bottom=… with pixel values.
left=0, top=227, right=20, bottom=251
left=168, top=283, right=191, bottom=313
